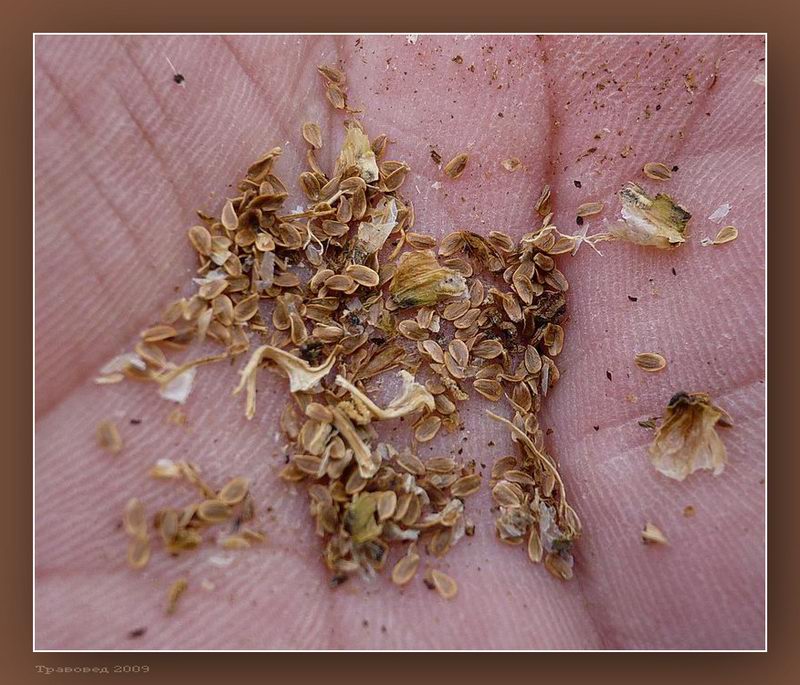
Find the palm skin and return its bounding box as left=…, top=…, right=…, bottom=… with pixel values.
left=35, top=34, right=765, bottom=649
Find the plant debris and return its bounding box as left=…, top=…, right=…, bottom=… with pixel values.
left=642, top=162, right=672, bottom=181
left=501, top=157, right=522, bottom=172
left=641, top=522, right=668, bottom=545
left=604, top=182, right=691, bottom=249
left=649, top=392, right=733, bottom=481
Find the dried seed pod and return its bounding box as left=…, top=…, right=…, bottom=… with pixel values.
left=643, top=162, right=672, bottom=181
left=443, top=153, right=468, bottom=179
left=634, top=352, right=667, bottom=372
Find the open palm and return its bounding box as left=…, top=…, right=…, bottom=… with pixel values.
left=35, top=34, right=765, bottom=649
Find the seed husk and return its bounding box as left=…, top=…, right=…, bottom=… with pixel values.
left=127, top=535, right=150, bottom=569
left=643, top=162, right=672, bottom=181
left=97, top=420, right=123, bottom=454
left=123, top=498, right=147, bottom=537
left=443, top=153, right=468, bottom=179
left=634, top=352, right=667, bottom=372
left=450, top=474, right=481, bottom=497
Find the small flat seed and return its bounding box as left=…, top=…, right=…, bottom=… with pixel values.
left=127, top=536, right=150, bottom=569
left=426, top=456, right=457, bottom=473
left=429, top=569, right=458, bottom=599
left=711, top=225, right=738, bottom=245
left=643, top=162, right=672, bottom=181
left=305, top=402, right=333, bottom=423
left=439, top=232, right=465, bottom=257
left=97, top=420, right=122, bottom=454
left=233, top=295, right=259, bottom=322
left=123, top=498, right=147, bottom=537
left=492, top=480, right=522, bottom=507
left=527, top=525, right=543, bottom=563
left=165, top=578, right=188, bottom=615
left=414, top=415, right=442, bottom=442
left=576, top=201, right=604, bottom=217
left=473, top=378, right=503, bottom=402
left=197, top=499, right=231, bottom=523
left=398, top=319, right=429, bottom=341
left=544, top=553, right=573, bottom=580
left=421, top=339, right=445, bottom=364
left=491, top=456, right=517, bottom=479
left=188, top=225, right=212, bottom=255
left=634, top=352, right=667, bottom=372
left=442, top=300, right=470, bottom=321
left=141, top=325, right=176, bottom=342
left=448, top=339, right=469, bottom=367
left=221, top=200, right=238, bottom=231
left=324, top=274, right=355, bottom=291
left=377, top=491, right=398, bottom=521
left=501, top=157, right=522, bottom=172
left=391, top=550, right=420, bottom=586
left=450, top=474, right=481, bottom=497
left=302, top=122, right=323, bottom=149
left=346, top=264, right=380, bottom=287
left=396, top=452, right=426, bottom=476
left=443, top=153, right=468, bottom=179
left=471, top=339, right=503, bottom=359
left=218, top=476, right=250, bottom=506
left=642, top=522, right=669, bottom=544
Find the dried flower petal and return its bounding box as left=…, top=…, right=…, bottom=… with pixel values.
left=649, top=391, right=732, bottom=481
left=389, top=250, right=467, bottom=309
left=608, top=182, right=691, bottom=249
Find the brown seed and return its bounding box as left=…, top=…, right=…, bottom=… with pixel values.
left=428, top=569, right=458, bottom=599
left=165, top=578, right=188, bottom=615
left=188, top=225, right=212, bottom=255
left=396, top=451, right=426, bottom=476
left=141, top=325, right=176, bottom=342
left=218, top=477, right=250, bottom=506
left=414, top=415, right=442, bottom=442
left=97, top=420, right=122, bottom=454
left=233, top=294, right=259, bottom=322
left=443, top=153, right=468, bottom=179
left=708, top=225, right=739, bottom=245
left=634, top=352, right=667, bottom=372
left=492, top=480, right=522, bottom=507
left=127, top=535, right=150, bottom=569
left=471, top=339, right=503, bottom=359
left=123, top=498, right=147, bottom=537
left=221, top=200, right=238, bottom=231
left=473, top=378, right=503, bottom=402
left=302, top=122, right=323, bottom=149
left=346, top=264, right=380, bottom=287
left=451, top=474, right=481, bottom=498
left=391, top=549, right=420, bottom=586
left=527, top=525, right=543, bottom=563
left=448, top=339, right=469, bottom=367
left=576, top=201, right=604, bottom=218
left=501, top=157, right=522, bottom=172
left=643, top=162, right=672, bottom=181
left=197, top=499, right=231, bottom=523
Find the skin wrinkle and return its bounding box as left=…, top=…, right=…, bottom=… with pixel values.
left=34, top=34, right=764, bottom=649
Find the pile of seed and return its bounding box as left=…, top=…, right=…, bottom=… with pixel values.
left=99, top=64, right=589, bottom=599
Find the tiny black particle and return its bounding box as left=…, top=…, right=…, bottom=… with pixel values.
left=488, top=440, right=495, bottom=447
left=381, top=625, right=387, bottom=633
left=130, top=418, right=142, bottom=425
left=128, top=627, right=147, bottom=639
left=576, top=216, right=584, bottom=226
left=574, top=180, right=582, bottom=188
left=173, top=73, right=185, bottom=84
left=672, top=165, right=679, bottom=172
left=671, top=267, right=677, bottom=276
left=627, top=295, right=638, bottom=302
left=655, top=104, right=661, bottom=111
left=606, top=370, right=613, bottom=381
left=362, top=619, right=369, bottom=627
left=593, top=425, right=600, bottom=431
